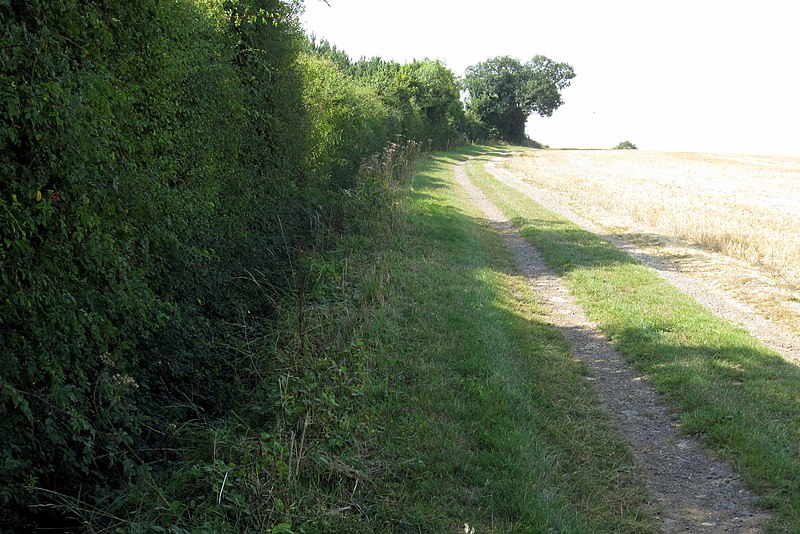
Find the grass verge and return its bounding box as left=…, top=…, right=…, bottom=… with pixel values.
left=350, top=147, right=655, bottom=532
left=71, top=146, right=656, bottom=532
left=468, top=153, right=800, bottom=532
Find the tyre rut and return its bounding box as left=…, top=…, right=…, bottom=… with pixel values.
left=454, top=160, right=770, bottom=532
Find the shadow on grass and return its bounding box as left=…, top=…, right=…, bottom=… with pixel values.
left=516, top=218, right=640, bottom=273
left=436, top=144, right=513, bottom=164
left=413, top=151, right=800, bottom=528
left=377, top=156, right=656, bottom=532
left=613, top=322, right=800, bottom=522
left=512, top=223, right=800, bottom=525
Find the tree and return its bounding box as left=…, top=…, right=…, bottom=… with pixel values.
left=463, top=55, right=575, bottom=143
left=614, top=140, right=638, bottom=149
left=307, top=35, right=353, bottom=71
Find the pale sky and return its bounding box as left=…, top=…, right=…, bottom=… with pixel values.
left=301, top=0, right=799, bottom=155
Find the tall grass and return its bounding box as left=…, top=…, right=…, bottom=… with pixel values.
left=40, top=142, right=419, bottom=533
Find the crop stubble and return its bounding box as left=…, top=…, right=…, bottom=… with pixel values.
left=456, top=159, right=769, bottom=532
left=498, top=150, right=800, bottom=338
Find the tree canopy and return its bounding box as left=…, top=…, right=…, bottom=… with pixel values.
left=614, top=140, right=638, bottom=149
left=463, top=55, right=575, bottom=143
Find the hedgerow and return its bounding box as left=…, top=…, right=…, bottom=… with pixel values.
left=1, top=0, right=465, bottom=530
left=311, top=39, right=466, bottom=150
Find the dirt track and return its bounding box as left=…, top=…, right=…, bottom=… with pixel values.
left=455, top=159, right=771, bottom=532
left=487, top=153, right=800, bottom=365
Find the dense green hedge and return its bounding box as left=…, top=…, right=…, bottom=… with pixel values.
left=0, top=0, right=309, bottom=527
left=312, top=39, right=466, bottom=150
left=300, top=52, right=391, bottom=190
left=0, top=0, right=465, bottom=529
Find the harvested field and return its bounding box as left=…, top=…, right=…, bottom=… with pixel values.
left=498, top=149, right=800, bottom=336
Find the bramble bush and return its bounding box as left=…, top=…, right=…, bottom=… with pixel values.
left=1, top=0, right=465, bottom=530
left=0, top=0, right=309, bottom=528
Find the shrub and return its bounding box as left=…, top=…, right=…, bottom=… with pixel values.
left=0, top=0, right=311, bottom=527
left=614, top=140, right=638, bottom=149
left=1, top=0, right=464, bottom=529
left=299, top=53, right=391, bottom=190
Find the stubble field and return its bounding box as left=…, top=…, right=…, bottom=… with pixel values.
left=499, top=149, right=800, bottom=335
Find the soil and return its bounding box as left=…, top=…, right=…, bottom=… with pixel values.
left=454, top=161, right=771, bottom=532
left=486, top=156, right=800, bottom=364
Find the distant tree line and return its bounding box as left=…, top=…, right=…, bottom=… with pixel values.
left=0, top=0, right=573, bottom=529
left=312, top=38, right=576, bottom=147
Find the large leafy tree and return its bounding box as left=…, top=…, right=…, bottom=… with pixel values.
left=464, top=55, right=575, bottom=143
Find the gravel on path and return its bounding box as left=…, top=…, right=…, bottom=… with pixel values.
left=454, top=161, right=770, bottom=532
left=486, top=157, right=800, bottom=365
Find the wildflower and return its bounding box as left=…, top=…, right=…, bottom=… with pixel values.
left=35, top=190, right=42, bottom=201
left=50, top=191, right=60, bottom=202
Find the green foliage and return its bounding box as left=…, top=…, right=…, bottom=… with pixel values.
left=300, top=53, right=391, bottom=189
left=463, top=55, right=575, bottom=143
left=348, top=56, right=465, bottom=149
left=0, top=0, right=465, bottom=529
left=307, top=35, right=353, bottom=71
left=0, top=0, right=310, bottom=528
left=354, top=58, right=422, bottom=140
left=407, top=60, right=466, bottom=148
left=47, top=140, right=419, bottom=533
left=614, top=140, right=638, bottom=149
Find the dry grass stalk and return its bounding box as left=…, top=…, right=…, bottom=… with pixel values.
left=501, top=149, right=800, bottom=334
left=504, top=150, right=800, bottom=286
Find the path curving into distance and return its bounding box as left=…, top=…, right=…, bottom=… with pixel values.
left=454, top=160, right=769, bottom=532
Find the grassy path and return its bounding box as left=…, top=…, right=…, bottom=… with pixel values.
left=465, top=149, right=800, bottom=532
left=456, top=154, right=769, bottom=532
left=485, top=155, right=800, bottom=365
left=355, top=148, right=656, bottom=532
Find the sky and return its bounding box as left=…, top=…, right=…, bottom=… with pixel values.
left=300, top=0, right=800, bottom=155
